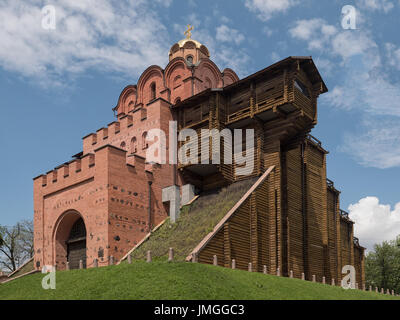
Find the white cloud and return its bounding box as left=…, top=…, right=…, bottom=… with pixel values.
left=0, top=0, right=172, bottom=86
left=289, top=19, right=328, bottom=41
left=349, top=197, right=400, bottom=250
left=270, top=51, right=280, bottom=62
left=245, top=0, right=298, bottom=21
left=356, top=0, right=395, bottom=13
left=385, top=42, right=400, bottom=70
left=216, top=25, right=245, bottom=45
left=289, top=19, right=377, bottom=61
left=341, top=119, right=400, bottom=168
left=262, top=26, right=274, bottom=37
left=289, top=17, right=400, bottom=169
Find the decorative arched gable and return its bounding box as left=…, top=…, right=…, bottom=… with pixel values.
left=222, top=68, right=240, bottom=87
left=164, top=58, right=189, bottom=89
left=114, top=85, right=137, bottom=116
left=194, top=59, right=224, bottom=93
left=137, top=65, right=165, bottom=106
left=165, top=57, right=192, bottom=103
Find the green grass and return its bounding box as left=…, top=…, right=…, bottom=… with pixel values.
left=131, top=178, right=256, bottom=261
left=0, top=260, right=398, bottom=300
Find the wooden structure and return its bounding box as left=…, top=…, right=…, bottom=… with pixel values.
left=178, top=56, right=365, bottom=285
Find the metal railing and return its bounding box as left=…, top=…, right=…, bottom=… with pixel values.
left=306, top=134, right=322, bottom=147
left=339, top=209, right=349, bottom=219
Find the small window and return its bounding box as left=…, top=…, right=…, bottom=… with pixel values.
left=142, top=132, right=148, bottom=149
left=120, top=141, right=126, bottom=149
left=294, top=79, right=310, bottom=98
left=150, top=82, right=156, bottom=101
left=131, top=137, right=137, bottom=153
left=174, top=97, right=181, bottom=105
left=186, top=55, right=193, bottom=64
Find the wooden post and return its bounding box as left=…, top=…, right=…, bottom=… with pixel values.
left=79, top=260, right=83, bottom=269
left=93, top=259, right=98, bottom=268
left=263, top=265, right=267, bottom=274
left=66, top=261, right=70, bottom=271
left=146, top=251, right=152, bottom=263
left=289, top=270, right=293, bottom=278
left=213, top=255, right=218, bottom=266
left=232, top=259, right=236, bottom=270
left=248, top=262, right=253, bottom=272
left=127, top=254, right=132, bottom=264
left=168, top=248, right=174, bottom=262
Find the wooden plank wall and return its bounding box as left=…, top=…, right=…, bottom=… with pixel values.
left=283, top=144, right=305, bottom=279
left=198, top=177, right=273, bottom=271
left=339, top=218, right=352, bottom=271
left=354, top=245, right=363, bottom=287
left=304, top=141, right=327, bottom=282
left=183, top=62, right=366, bottom=285
left=327, top=188, right=339, bottom=283
left=263, top=139, right=282, bottom=274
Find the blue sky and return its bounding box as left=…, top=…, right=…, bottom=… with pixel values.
left=0, top=0, right=399, bottom=249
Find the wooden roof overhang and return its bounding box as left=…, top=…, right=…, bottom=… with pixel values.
left=172, top=56, right=328, bottom=111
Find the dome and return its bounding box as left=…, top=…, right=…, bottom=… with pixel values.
left=169, top=25, right=210, bottom=63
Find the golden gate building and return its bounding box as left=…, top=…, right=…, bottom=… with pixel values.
left=33, top=33, right=365, bottom=285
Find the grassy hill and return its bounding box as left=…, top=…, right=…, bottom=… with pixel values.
left=130, top=178, right=256, bottom=261
left=0, top=260, right=398, bottom=300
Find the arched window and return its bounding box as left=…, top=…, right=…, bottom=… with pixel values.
left=174, top=97, right=181, bottom=105
left=142, top=132, right=148, bottom=149
left=120, top=141, right=126, bottom=149
left=150, top=82, right=156, bottom=101
left=186, top=55, right=193, bottom=64
left=131, top=137, right=137, bottom=153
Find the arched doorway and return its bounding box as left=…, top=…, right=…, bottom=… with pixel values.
left=53, top=211, right=87, bottom=270
left=66, top=218, right=87, bottom=269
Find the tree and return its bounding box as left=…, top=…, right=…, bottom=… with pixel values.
left=0, top=220, right=34, bottom=272
left=365, top=236, right=400, bottom=293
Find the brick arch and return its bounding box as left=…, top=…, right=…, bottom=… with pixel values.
left=164, top=58, right=189, bottom=88
left=114, top=85, right=137, bottom=116
left=165, top=57, right=192, bottom=103
left=199, top=45, right=210, bottom=58
left=222, top=68, right=240, bottom=86
left=52, top=210, right=86, bottom=270
left=137, top=65, right=165, bottom=105
left=194, top=59, right=224, bottom=92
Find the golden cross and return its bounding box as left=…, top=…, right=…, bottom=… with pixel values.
left=184, top=24, right=193, bottom=39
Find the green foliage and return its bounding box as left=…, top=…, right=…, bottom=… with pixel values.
left=131, top=179, right=256, bottom=261
left=365, top=236, right=400, bottom=292
left=0, top=261, right=398, bottom=300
